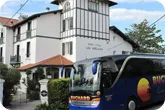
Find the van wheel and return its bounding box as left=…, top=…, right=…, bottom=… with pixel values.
left=127, top=97, right=138, bottom=110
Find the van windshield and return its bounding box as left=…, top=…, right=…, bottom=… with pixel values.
left=70, top=59, right=101, bottom=92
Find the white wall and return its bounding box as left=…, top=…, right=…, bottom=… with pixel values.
left=4, top=27, right=14, bottom=67
left=61, top=37, right=76, bottom=62
left=0, top=25, right=14, bottom=67
left=37, top=13, right=61, bottom=38
left=75, top=31, right=133, bottom=62
left=109, top=30, right=133, bottom=54
left=14, top=38, right=37, bottom=66
left=76, top=37, right=111, bottom=62
left=14, top=18, right=37, bottom=42
left=35, top=37, right=61, bottom=63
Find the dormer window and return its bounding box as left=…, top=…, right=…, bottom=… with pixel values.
left=64, top=2, right=70, bottom=12
left=89, top=0, right=99, bottom=12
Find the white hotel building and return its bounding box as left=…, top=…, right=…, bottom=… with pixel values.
left=0, top=0, right=138, bottom=84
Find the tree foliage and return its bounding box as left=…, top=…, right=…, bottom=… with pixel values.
left=0, top=63, right=21, bottom=106
left=125, top=19, right=165, bottom=53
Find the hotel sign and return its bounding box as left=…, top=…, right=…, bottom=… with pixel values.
left=86, top=43, right=103, bottom=51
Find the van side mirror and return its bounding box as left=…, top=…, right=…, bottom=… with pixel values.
left=92, top=62, right=99, bottom=75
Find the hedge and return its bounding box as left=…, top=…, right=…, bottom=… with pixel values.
left=48, top=78, right=70, bottom=110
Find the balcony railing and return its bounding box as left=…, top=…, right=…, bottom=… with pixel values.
left=26, top=30, right=32, bottom=38
left=16, top=34, right=21, bottom=42
left=10, top=55, right=21, bottom=64
left=0, top=37, right=3, bottom=44
left=0, top=56, right=3, bottom=63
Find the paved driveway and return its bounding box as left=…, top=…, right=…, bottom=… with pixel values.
left=6, top=100, right=41, bottom=110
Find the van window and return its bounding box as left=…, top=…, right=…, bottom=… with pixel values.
left=121, top=58, right=154, bottom=78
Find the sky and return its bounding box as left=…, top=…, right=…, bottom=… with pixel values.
left=0, top=0, right=165, bottom=40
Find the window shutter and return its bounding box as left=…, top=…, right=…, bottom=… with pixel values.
left=62, top=43, right=65, bottom=55
left=70, top=42, right=73, bottom=55
left=0, top=47, right=2, bottom=57
left=63, top=20, right=65, bottom=31
left=26, top=42, right=30, bottom=57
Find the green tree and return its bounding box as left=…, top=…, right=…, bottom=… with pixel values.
left=125, top=19, right=165, bottom=53
left=0, top=64, right=21, bottom=106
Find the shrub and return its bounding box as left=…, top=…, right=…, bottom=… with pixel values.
left=48, top=78, right=70, bottom=110
left=27, top=78, right=40, bottom=100
left=26, top=69, right=32, bottom=75
left=35, top=103, right=50, bottom=110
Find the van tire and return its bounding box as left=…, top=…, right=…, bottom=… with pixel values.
left=127, top=97, right=138, bottom=110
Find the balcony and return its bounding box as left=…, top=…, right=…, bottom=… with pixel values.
left=26, top=30, right=31, bottom=38
left=10, top=55, right=21, bottom=67
left=0, top=56, right=3, bottom=63
left=0, top=38, right=3, bottom=44
left=16, top=34, right=21, bottom=42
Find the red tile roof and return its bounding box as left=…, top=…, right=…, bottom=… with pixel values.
left=0, top=16, right=19, bottom=27
left=18, top=55, right=73, bottom=71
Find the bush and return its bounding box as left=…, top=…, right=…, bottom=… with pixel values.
left=0, top=64, right=21, bottom=106
left=35, top=103, right=50, bottom=110
left=26, top=69, right=32, bottom=75
left=27, top=78, right=40, bottom=100
left=48, top=78, right=70, bottom=110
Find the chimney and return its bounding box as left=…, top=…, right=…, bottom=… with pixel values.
left=9, top=20, right=14, bottom=26
left=10, top=20, right=13, bottom=25
left=46, top=7, right=50, bottom=12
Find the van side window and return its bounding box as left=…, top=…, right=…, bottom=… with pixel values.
left=121, top=58, right=154, bottom=78
left=152, top=59, right=163, bottom=75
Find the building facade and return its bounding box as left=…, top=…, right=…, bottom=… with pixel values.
left=0, top=0, right=139, bottom=93
left=10, top=10, right=62, bottom=67
left=0, top=0, right=138, bottom=68
left=51, top=0, right=138, bottom=62
left=0, top=17, right=18, bottom=66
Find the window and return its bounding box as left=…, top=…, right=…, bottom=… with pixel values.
left=65, top=68, right=71, bottom=78
left=63, top=20, right=65, bottom=31
left=1, top=32, right=3, bottom=38
left=122, top=51, right=129, bottom=54
left=0, top=47, right=2, bottom=57
left=27, top=22, right=31, bottom=31
left=62, top=42, right=73, bottom=55
left=153, top=59, right=165, bottom=74
left=52, top=68, right=59, bottom=79
left=121, top=58, right=155, bottom=78
left=113, top=51, right=116, bottom=55
left=113, top=36, right=116, bottom=41
left=64, top=2, right=70, bottom=12
left=17, top=45, right=20, bottom=56
left=63, top=17, right=73, bottom=31
left=89, top=0, right=99, bottom=11
left=69, top=17, right=73, bottom=30
left=46, top=68, right=59, bottom=79
left=66, top=42, right=70, bottom=54
left=17, top=27, right=21, bottom=41
left=18, top=27, right=21, bottom=35
left=26, top=42, right=30, bottom=57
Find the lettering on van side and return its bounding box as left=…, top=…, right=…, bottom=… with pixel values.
left=153, top=75, right=165, bottom=84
